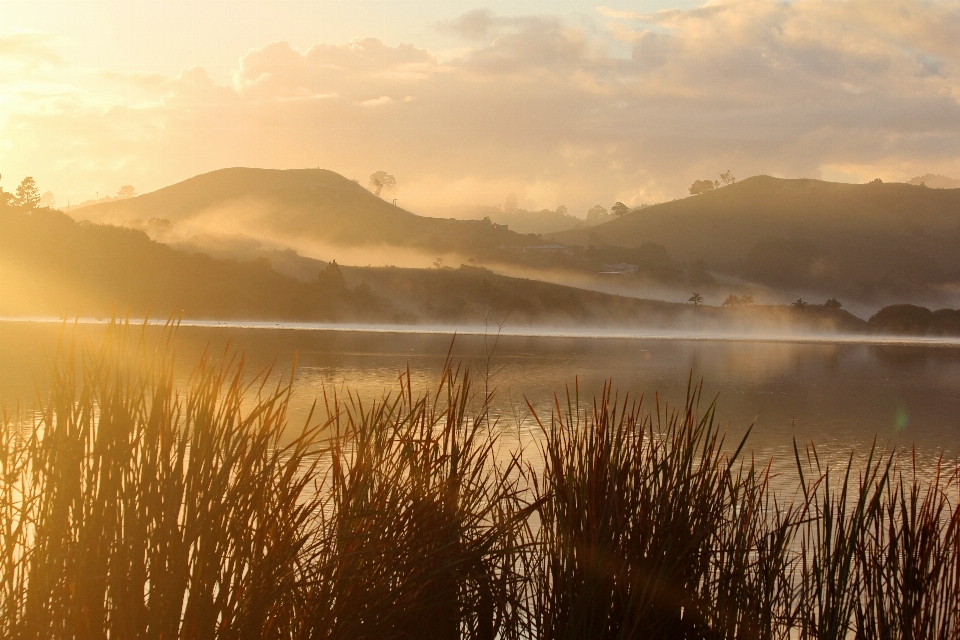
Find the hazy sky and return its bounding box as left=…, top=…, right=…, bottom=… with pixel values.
left=2, top=0, right=959, bottom=213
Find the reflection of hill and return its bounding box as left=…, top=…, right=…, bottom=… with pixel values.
left=551, top=176, right=960, bottom=303
left=76, top=167, right=534, bottom=256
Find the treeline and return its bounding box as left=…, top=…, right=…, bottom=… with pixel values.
left=868, top=304, right=960, bottom=336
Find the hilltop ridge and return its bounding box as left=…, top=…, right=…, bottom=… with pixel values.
left=76, top=167, right=537, bottom=258
left=551, top=175, right=960, bottom=303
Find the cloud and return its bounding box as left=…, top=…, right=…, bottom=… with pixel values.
left=437, top=9, right=496, bottom=40
left=2, top=0, right=960, bottom=213
left=0, top=32, right=62, bottom=67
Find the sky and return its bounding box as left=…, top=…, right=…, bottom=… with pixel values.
left=2, top=0, right=959, bottom=213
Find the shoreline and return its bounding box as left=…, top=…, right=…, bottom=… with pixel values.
left=4, top=315, right=960, bottom=348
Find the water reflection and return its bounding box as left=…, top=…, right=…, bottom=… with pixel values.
left=2, top=322, right=958, bottom=479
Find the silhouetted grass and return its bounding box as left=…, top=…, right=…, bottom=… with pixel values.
left=1, top=321, right=958, bottom=638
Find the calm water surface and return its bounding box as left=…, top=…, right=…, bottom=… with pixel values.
left=2, top=321, right=959, bottom=477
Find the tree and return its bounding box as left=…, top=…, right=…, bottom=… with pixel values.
left=689, top=179, right=718, bottom=196
left=611, top=202, right=630, bottom=216
left=117, top=185, right=137, bottom=199
left=689, top=292, right=704, bottom=306
left=14, top=177, right=40, bottom=209
left=740, top=295, right=754, bottom=305
left=719, top=170, right=736, bottom=186
left=586, top=205, right=608, bottom=222
left=722, top=294, right=741, bottom=307
left=555, top=205, right=568, bottom=216
left=368, top=171, right=397, bottom=197
left=39, top=191, right=57, bottom=209
left=868, top=304, right=933, bottom=335
left=315, top=260, right=347, bottom=292
left=792, top=298, right=808, bottom=310
left=824, top=298, right=842, bottom=309
left=146, top=217, right=173, bottom=242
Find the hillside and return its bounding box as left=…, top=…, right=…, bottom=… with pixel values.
left=438, top=204, right=584, bottom=235
left=343, top=264, right=870, bottom=333
left=551, top=176, right=960, bottom=303
left=1, top=200, right=883, bottom=334
left=0, top=202, right=386, bottom=321
left=76, top=168, right=538, bottom=258
left=908, top=174, right=960, bottom=189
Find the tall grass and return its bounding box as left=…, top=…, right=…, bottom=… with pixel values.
left=0, top=321, right=325, bottom=638
left=1, top=322, right=959, bottom=638
left=527, top=380, right=798, bottom=640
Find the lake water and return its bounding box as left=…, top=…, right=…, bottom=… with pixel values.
left=2, top=319, right=959, bottom=479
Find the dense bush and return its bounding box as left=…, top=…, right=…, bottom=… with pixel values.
left=869, top=304, right=960, bottom=336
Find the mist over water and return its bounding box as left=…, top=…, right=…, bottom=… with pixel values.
left=4, top=320, right=958, bottom=482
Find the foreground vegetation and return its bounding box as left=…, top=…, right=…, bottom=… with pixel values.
left=2, top=323, right=959, bottom=639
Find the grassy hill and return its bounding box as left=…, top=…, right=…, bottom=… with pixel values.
left=76, top=168, right=537, bottom=257
left=343, top=264, right=869, bottom=333
left=2, top=199, right=878, bottom=334
left=0, top=202, right=386, bottom=321
left=551, top=176, right=960, bottom=302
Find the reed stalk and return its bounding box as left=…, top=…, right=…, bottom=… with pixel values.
left=1, top=321, right=958, bottom=639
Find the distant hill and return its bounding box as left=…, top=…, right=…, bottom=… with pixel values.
left=439, top=204, right=585, bottom=235
left=551, top=176, right=960, bottom=303
left=75, top=168, right=538, bottom=258
left=908, top=174, right=960, bottom=189
left=2, top=199, right=885, bottom=334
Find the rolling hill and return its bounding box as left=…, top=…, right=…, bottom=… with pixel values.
left=0, top=202, right=387, bottom=321
left=2, top=199, right=881, bottom=334
left=75, top=168, right=538, bottom=259
left=551, top=176, right=960, bottom=303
